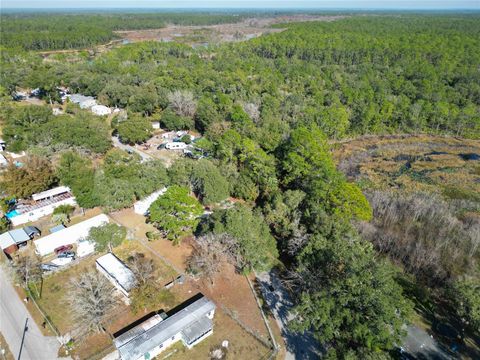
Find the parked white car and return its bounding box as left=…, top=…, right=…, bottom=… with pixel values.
left=165, top=142, right=188, bottom=150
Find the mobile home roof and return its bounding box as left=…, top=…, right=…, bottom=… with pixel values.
left=34, top=214, right=109, bottom=256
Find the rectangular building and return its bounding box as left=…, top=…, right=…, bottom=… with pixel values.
left=96, top=253, right=136, bottom=298
left=7, top=186, right=77, bottom=226
left=114, top=295, right=216, bottom=360
left=34, top=214, right=109, bottom=256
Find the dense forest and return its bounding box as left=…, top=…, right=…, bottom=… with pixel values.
left=0, top=12, right=479, bottom=359
left=0, top=13, right=245, bottom=50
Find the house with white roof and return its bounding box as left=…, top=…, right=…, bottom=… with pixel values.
left=7, top=186, right=77, bottom=226
left=114, top=295, right=216, bottom=360
left=96, top=253, right=136, bottom=297
left=91, top=105, right=112, bottom=116
left=67, top=94, right=97, bottom=109
left=34, top=214, right=109, bottom=256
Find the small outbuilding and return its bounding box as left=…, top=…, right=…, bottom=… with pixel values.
left=0, top=227, right=40, bottom=256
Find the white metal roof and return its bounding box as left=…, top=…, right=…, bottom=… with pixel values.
left=0, top=229, right=30, bottom=250
left=133, top=187, right=167, bottom=215
left=96, top=253, right=136, bottom=293
left=34, top=214, right=109, bottom=256
left=116, top=296, right=215, bottom=360
left=32, top=186, right=71, bottom=201
left=0, top=154, right=8, bottom=166
left=0, top=233, right=15, bottom=250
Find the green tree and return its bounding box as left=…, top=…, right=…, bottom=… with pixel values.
left=281, top=126, right=372, bottom=222
left=160, top=109, right=194, bottom=131
left=148, top=185, right=203, bottom=244
left=117, top=116, right=153, bottom=144
left=52, top=204, right=76, bottom=225
left=1, top=156, right=57, bottom=199
left=56, top=151, right=98, bottom=208
left=451, top=278, right=480, bottom=331
left=88, top=223, right=127, bottom=252
left=191, top=159, right=229, bottom=205
left=291, top=225, right=413, bottom=358
left=199, top=205, right=278, bottom=272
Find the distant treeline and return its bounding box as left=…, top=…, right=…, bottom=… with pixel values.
left=0, top=13, right=245, bottom=50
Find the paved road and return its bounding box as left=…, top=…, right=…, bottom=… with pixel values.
left=0, top=267, right=66, bottom=360
left=111, top=136, right=153, bottom=162
left=401, top=325, right=453, bottom=360
left=257, top=271, right=321, bottom=360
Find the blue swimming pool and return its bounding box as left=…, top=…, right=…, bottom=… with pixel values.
left=6, top=210, right=20, bottom=218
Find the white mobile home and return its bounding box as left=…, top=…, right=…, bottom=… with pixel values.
left=7, top=186, right=77, bottom=226
left=91, top=105, right=112, bottom=116
left=96, top=253, right=136, bottom=297
left=115, top=295, right=216, bottom=360
left=133, top=187, right=167, bottom=215
left=6, top=186, right=77, bottom=226
left=34, top=214, right=109, bottom=256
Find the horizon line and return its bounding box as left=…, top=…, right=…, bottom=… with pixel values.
left=2, top=6, right=480, bottom=10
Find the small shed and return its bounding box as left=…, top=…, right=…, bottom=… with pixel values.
left=0, top=229, right=32, bottom=255
left=151, top=121, right=161, bottom=129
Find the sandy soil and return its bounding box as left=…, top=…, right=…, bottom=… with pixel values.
left=115, top=15, right=346, bottom=46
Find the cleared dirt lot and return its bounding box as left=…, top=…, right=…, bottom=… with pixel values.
left=115, top=15, right=346, bottom=46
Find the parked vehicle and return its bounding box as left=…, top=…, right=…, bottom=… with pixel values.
left=54, top=244, right=73, bottom=255
left=41, top=263, right=59, bottom=272
left=23, top=226, right=41, bottom=238
left=58, top=251, right=76, bottom=259
left=51, top=257, right=73, bottom=266
left=157, top=143, right=166, bottom=150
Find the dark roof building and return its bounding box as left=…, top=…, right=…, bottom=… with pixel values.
left=115, top=295, right=216, bottom=360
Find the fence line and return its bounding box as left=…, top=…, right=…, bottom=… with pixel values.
left=246, top=275, right=279, bottom=360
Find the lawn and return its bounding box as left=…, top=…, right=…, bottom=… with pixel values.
left=159, top=310, right=272, bottom=360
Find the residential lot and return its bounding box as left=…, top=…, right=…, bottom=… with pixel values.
left=4, top=206, right=277, bottom=360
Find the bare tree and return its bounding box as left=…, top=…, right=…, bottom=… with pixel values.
left=68, top=271, right=119, bottom=334
left=241, top=102, right=260, bottom=123
left=187, top=233, right=243, bottom=285
left=13, top=254, right=42, bottom=287
left=359, top=190, right=479, bottom=285
left=127, top=253, right=155, bottom=286
left=167, top=90, right=197, bottom=117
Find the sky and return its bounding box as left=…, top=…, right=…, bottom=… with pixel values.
left=2, top=0, right=479, bottom=9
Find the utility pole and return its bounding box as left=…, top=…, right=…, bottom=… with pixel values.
left=17, top=318, right=28, bottom=360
